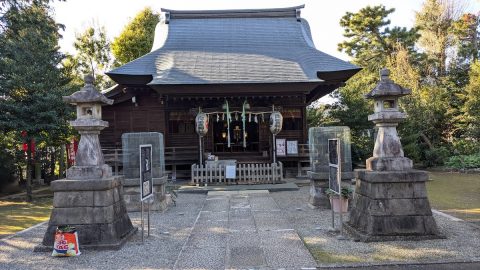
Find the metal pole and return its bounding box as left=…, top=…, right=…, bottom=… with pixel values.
left=141, top=201, right=144, bottom=243
left=272, top=134, right=276, bottom=163
left=147, top=200, right=150, bottom=237
left=337, top=140, right=347, bottom=240
left=331, top=206, right=335, bottom=230
left=199, top=136, right=203, bottom=165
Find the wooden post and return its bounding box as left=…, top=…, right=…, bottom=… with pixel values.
left=114, top=148, right=119, bottom=176
left=26, top=140, right=33, bottom=202
left=59, top=144, right=65, bottom=179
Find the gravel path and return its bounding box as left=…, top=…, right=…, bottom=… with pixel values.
left=0, top=193, right=205, bottom=270
left=1, top=186, right=479, bottom=269
left=270, top=186, right=480, bottom=268
left=0, top=190, right=317, bottom=270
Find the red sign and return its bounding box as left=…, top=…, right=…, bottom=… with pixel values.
left=66, top=139, right=78, bottom=166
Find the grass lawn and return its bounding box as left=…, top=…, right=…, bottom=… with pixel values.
left=426, top=171, right=480, bottom=224
left=0, top=196, right=53, bottom=238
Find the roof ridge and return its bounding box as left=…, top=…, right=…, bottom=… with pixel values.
left=161, top=5, right=304, bottom=20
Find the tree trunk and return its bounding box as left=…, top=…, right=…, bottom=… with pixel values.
left=50, top=147, right=56, bottom=180
left=420, top=132, right=434, bottom=149
left=26, top=140, right=33, bottom=202
left=59, top=144, right=66, bottom=179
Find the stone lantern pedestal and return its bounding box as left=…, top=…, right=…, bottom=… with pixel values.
left=35, top=76, right=136, bottom=251
left=345, top=69, right=442, bottom=242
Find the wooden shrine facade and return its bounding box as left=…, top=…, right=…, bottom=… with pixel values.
left=100, top=6, right=360, bottom=176
left=101, top=87, right=310, bottom=162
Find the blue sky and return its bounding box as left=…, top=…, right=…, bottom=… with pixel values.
left=53, top=0, right=469, bottom=61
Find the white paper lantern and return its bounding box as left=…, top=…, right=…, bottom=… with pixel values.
left=269, top=111, right=283, bottom=135
left=195, top=113, right=209, bottom=136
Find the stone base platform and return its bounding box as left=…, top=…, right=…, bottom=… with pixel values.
left=122, top=176, right=170, bottom=212
left=347, top=169, right=444, bottom=242
left=35, top=176, right=136, bottom=251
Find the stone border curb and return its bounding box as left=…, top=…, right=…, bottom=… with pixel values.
left=0, top=221, right=48, bottom=242
left=317, top=258, right=480, bottom=269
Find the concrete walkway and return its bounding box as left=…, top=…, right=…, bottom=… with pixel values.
left=173, top=190, right=316, bottom=269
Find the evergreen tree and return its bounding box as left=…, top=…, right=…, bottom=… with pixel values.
left=0, top=2, right=72, bottom=201
left=463, top=60, right=480, bottom=140
left=415, top=0, right=465, bottom=77
left=338, top=5, right=419, bottom=70
left=73, top=25, right=113, bottom=89
left=112, top=7, right=159, bottom=65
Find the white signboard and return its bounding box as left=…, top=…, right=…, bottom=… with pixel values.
left=225, top=165, right=236, bottom=179
left=287, top=140, right=298, bottom=155
left=276, top=138, right=286, bottom=156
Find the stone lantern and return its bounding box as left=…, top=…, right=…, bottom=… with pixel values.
left=63, top=74, right=113, bottom=178
left=345, top=68, right=442, bottom=242
left=365, top=68, right=412, bottom=171
left=36, top=75, right=136, bottom=251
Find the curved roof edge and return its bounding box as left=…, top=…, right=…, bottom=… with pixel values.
left=161, top=5, right=304, bottom=20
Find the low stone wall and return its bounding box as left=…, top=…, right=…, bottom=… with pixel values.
left=122, top=176, right=170, bottom=212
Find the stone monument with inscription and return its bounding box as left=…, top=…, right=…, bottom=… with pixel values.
left=36, top=75, right=136, bottom=251
left=121, top=132, right=169, bottom=212
left=345, top=69, right=442, bottom=241
left=307, top=126, right=353, bottom=208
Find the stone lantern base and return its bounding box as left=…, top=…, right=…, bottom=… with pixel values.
left=345, top=169, right=443, bottom=242
left=35, top=176, right=136, bottom=251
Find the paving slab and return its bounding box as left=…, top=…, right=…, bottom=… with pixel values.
left=171, top=189, right=317, bottom=269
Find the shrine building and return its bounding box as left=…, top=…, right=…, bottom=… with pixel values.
left=101, top=5, right=360, bottom=177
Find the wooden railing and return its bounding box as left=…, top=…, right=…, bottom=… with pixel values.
left=165, top=146, right=198, bottom=165
left=298, top=143, right=310, bottom=157
left=191, top=162, right=283, bottom=185
left=103, top=148, right=123, bottom=175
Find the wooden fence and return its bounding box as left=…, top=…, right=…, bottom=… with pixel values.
left=191, top=162, right=283, bottom=185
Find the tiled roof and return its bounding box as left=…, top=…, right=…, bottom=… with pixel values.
left=107, top=6, right=359, bottom=85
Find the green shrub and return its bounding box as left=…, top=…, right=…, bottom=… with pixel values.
left=445, top=154, right=480, bottom=169
left=423, top=146, right=450, bottom=167
left=0, top=148, right=16, bottom=192
left=452, top=139, right=480, bottom=156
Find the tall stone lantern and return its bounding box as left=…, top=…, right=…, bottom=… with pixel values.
left=36, top=75, right=136, bottom=251
left=345, top=69, right=442, bottom=242
left=63, top=75, right=113, bottom=179
left=365, top=69, right=412, bottom=171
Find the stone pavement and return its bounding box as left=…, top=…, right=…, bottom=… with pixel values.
left=1, top=186, right=479, bottom=270
left=0, top=189, right=316, bottom=270
left=173, top=190, right=316, bottom=269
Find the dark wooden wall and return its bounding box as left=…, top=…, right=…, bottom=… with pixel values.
left=100, top=90, right=308, bottom=151
left=100, top=89, right=166, bottom=147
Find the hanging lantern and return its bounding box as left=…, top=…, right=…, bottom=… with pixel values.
left=254, top=115, right=258, bottom=123
left=195, top=112, right=209, bottom=136
left=248, top=113, right=252, bottom=122
left=269, top=111, right=283, bottom=135
left=216, top=114, right=219, bottom=122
